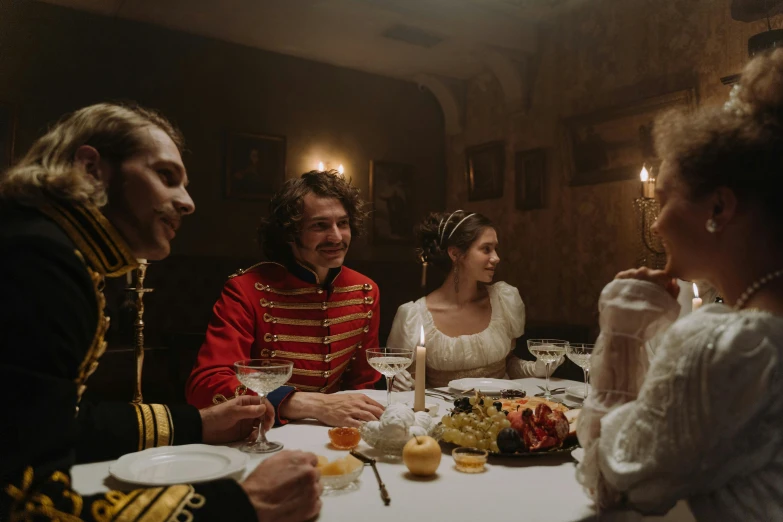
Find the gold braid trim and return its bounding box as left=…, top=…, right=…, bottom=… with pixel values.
left=5, top=467, right=83, bottom=521
left=259, top=297, right=372, bottom=310
left=134, top=403, right=144, bottom=452
left=260, top=342, right=360, bottom=362
left=333, top=283, right=373, bottom=293
left=255, top=282, right=324, bottom=296
left=212, top=385, right=248, bottom=405
left=263, top=326, right=367, bottom=345
left=150, top=404, right=172, bottom=447
left=292, top=358, right=351, bottom=378
left=263, top=311, right=372, bottom=327
left=91, top=484, right=203, bottom=522
left=138, top=404, right=156, bottom=450
left=72, top=254, right=110, bottom=412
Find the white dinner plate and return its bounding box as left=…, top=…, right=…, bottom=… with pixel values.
left=109, top=444, right=247, bottom=486
left=448, top=378, right=524, bottom=394
left=565, top=385, right=591, bottom=401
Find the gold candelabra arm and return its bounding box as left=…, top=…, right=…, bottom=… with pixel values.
left=634, top=197, right=667, bottom=270
left=129, top=262, right=153, bottom=404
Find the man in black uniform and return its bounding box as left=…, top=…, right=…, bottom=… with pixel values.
left=0, top=103, right=322, bottom=522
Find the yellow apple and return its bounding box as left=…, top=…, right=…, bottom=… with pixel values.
left=402, top=436, right=441, bottom=476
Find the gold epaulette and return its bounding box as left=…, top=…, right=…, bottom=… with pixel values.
left=228, top=261, right=283, bottom=279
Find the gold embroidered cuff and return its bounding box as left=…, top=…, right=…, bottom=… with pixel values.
left=133, top=404, right=174, bottom=451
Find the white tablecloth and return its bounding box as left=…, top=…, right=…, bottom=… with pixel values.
left=71, top=378, right=694, bottom=522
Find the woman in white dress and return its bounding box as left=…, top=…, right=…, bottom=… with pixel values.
left=577, top=50, right=783, bottom=521
left=388, top=210, right=562, bottom=389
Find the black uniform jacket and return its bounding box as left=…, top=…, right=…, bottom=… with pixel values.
left=0, top=201, right=255, bottom=521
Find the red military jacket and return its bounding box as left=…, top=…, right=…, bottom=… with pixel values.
left=186, top=261, right=381, bottom=409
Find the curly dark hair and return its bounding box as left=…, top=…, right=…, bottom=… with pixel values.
left=654, top=49, right=783, bottom=232
left=258, top=170, right=369, bottom=263
left=416, top=210, right=494, bottom=272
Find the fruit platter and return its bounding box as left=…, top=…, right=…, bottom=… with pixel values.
left=438, top=390, right=580, bottom=457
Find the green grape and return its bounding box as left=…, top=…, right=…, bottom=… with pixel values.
left=442, top=415, right=453, bottom=428
left=491, top=413, right=506, bottom=423
left=476, top=439, right=489, bottom=450
left=448, top=429, right=461, bottom=443
left=490, top=441, right=500, bottom=453
left=469, top=397, right=477, bottom=406
left=488, top=426, right=500, bottom=440
left=462, top=433, right=478, bottom=448
left=486, top=406, right=498, bottom=417
left=500, top=419, right=511, bottom=428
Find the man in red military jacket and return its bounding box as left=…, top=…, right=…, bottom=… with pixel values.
left=187, top=171, right=384, bottom=427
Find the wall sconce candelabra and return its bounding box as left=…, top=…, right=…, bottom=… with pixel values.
left=635, top=165, right=666, bottom=269
left=317, top=161, right=345, bottom=175
left=127, top=260, right=153, bottom=404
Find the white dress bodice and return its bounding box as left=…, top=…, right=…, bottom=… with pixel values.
left=388, top=282, right=540, bottom=386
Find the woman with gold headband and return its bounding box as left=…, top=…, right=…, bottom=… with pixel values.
left=387, top=210, right=563, bottom=390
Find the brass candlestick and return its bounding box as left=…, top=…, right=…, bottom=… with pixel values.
left=128, top=261, right=153, bottom=404
left=634, top=196, right=666, bottom=270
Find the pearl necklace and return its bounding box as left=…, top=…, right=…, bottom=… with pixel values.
left=734, top=268, right=783, bottom=310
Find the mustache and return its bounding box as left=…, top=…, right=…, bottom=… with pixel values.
left=317, top=242, right=348, bottom=251
left=155, top=208, right=182, bottom=231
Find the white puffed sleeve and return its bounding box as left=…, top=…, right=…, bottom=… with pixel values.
left=386, top=302, right=420, bottom=351
left=492, top=282, right=525, bottom=338
left=575, top=280, right=783, bottom=517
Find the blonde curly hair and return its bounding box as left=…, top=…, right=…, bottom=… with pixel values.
left=0, top=103, right=183, bottom=207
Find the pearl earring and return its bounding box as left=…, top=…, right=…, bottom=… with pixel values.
left=706, top=218, right=718, bottom=233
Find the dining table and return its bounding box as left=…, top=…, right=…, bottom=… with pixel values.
left=71, top=377, right=694, bottom=522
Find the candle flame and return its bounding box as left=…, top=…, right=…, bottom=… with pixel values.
left=692, top=283, right=699, bottom=298
left=337, top=164, right=345, bottom=175
left=318, top=161, right=325, bottom=171
left=420, top=325, right=425, bottom=346
left=640, top=166, right=649, bottom=182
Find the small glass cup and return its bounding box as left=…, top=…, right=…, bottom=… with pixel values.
left=452, top=447, right=488, bottom=473
left=366, top=347, right=414, bottom=407
left=566, top=343, right=595, bottom=399
left=527, top=339, right=569, bottom=399
left=328, top=427, right=361, bottom=450
left=234, top=359, right=293, bottom=453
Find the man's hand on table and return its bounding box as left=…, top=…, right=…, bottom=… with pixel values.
left=200, top=395, right=275, bottom=444
left=241, top=450, right=322, bottom=522
left=280, top=392, right=385, bottom=428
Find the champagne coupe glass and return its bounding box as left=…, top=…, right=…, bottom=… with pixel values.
left=566, top=343, right=594, bottom=399
left=527, top=339, right=569, bottom=399
left=234, top=359, right=294, bottom=453
left=366, top=347, right=414, bottom=407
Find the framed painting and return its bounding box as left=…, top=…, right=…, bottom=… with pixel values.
left=466, top=141, right=505, bottom=201
left=0, top=102, right=16, bottom=168
left=369, top=160, right=415, bottom=245
left=224, top=132, right=286, bottom=199
left=566, top=88, right=696, bottom=186
left=515, top=148, right=546, bottom=211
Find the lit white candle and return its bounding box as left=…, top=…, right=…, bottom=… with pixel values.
left=413, top=325, right=426, bottom=412
left=692, top=283, right=703, bottom=312
left=640, top=166, right=655, bottom=198
left=318, top=161, right=325, bottom=171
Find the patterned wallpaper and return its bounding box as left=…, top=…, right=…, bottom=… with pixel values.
left=446, top=0, right=783, bottom=327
